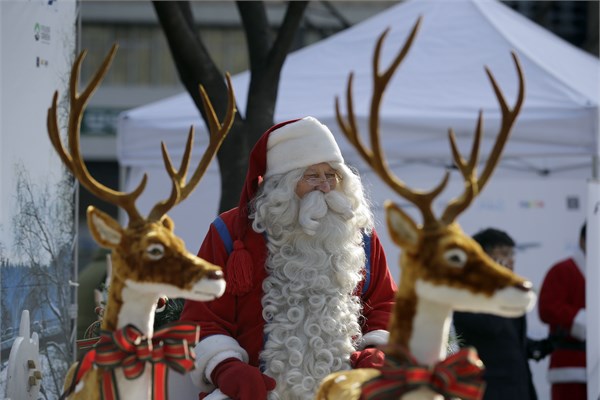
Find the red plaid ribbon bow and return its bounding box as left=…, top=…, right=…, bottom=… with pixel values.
left=360, top=346, right=485, bottom=400
left=69, top=322, right=200, bottom=400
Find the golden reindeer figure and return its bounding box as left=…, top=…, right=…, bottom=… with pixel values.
left=316, top=17, right=536, bottom=400
left=48, top=45, right=235, bottom=400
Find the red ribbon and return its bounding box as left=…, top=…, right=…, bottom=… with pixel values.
left=360, top=346, right=485, bottom=400
left=74, top=322, right=200, bottom=400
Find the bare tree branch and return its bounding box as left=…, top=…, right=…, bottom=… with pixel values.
left=153, top=1, right=308, bottom=211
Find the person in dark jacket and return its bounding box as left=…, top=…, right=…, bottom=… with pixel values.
left=453, top=228, right=551, bottom=400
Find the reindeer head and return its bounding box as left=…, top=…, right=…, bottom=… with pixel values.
left=336, top=17, right=536, bottom=335
left=386, top=203, right=533, bottom=318
left=47, top=45, right=234, bottom=305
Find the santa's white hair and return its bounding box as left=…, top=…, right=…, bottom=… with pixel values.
left=249, top=162, right=374, bottom=400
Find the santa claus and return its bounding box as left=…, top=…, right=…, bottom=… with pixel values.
left=180, top=116, right=397, bottom=400
left=539, top=222, right=587, bottom=400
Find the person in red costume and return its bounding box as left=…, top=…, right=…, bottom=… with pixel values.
left=538, top=222, right=586, bottom=400
left=180, top=116, right=397, bottom=400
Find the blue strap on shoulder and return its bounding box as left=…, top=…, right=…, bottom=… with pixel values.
left=212, top=216, right=372, bottom=295
left=213, top=216, right=233, bottom=254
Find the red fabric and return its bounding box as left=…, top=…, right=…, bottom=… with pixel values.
left=551, top=382, right=586, bottom=400
left=538, top=257, right=586, bottom=375
left=179, top=208, right=397, bottom=368
left=221, top=119, right=301, bottom=295
left=234, top=118, right=300, bottom=240
left=209, top=358, right=276, bottom=400
left=224, top=239, right=254, bottom=295
left=67, top=323, right=199, bottom=400
left=351, top=347, right=386, bottom=369
left=359, top=347, right=485, bottom=400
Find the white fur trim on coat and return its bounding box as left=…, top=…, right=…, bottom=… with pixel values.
left=357, top=330, right=390, bottom=349
left=265, top=116, right=343, bottom=177
left=189, top=334, right=248, bottom=392
left=547, top=367, right=587, bottom=383
left=571, top=309, right=586, bottom=341
left=202, top=389, right=229, bottom=400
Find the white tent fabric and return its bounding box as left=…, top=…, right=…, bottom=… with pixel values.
left=116, top=1, right=599, bottom=398
left=119, top=0, right=599, bottom=175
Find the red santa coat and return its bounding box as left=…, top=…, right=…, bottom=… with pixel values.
left=180, top=207, right=397, bottom=392
left=538, top=254, right=586, bottom=383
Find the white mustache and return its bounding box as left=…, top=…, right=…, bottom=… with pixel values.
left=298, top=191, right=353, bottom=236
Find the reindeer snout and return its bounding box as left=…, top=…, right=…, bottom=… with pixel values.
left=514, top=280, right=532, bottom=292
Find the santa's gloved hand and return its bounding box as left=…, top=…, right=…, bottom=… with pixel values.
left=210, top=358, right=276, bottom=400
left=350, top=347, right=385, bottom=369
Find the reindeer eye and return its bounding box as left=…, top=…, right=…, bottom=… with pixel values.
left=146, top=243, right=164, bottom=260
left=444, top=248, right=467, bottom=268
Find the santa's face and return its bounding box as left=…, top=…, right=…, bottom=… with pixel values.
left=295, top=162, right=339, bottom=198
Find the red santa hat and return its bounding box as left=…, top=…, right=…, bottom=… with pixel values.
left=226, top=116, right=344, bottom=295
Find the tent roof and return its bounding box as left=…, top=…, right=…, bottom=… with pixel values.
left=118, top=0, right=599, bottom=175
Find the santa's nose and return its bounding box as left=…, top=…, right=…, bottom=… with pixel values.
left=314, top=180, right=332, bottom=193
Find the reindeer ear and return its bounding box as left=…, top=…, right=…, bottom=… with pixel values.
left=385, top=201, right=419, bottom=251
left=161, top=215, right=175, bottom=231
left=87, top=206, right=123, bottom=248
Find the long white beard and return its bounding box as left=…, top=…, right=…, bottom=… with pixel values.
left=257, top=190, right=365, bottom=400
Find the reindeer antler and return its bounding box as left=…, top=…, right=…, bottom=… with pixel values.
left=48, top=44, right=236, bottom=226
left=336, top=17, right=524, bottom=229
left=441, top=53, right=524, bottom=224
left=336, top=17, right=448, bottom=228
left=148, top=74, right=236, bottom=221
left=47, top=44, right=148, bottom=224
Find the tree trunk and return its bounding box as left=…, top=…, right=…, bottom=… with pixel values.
left=152, top=1, right=308, bottom=213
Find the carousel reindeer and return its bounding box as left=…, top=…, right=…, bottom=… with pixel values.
left=48, top=45, right=235, bottom=400
left=317, top=18, right=536, bottom=400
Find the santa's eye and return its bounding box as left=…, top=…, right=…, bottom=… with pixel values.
left=146, top=243, right=164, bottom=260
left=444, top=248, right=467, bottom=268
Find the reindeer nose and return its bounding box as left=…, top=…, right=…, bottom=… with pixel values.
left=514, top=280, right=532, bottom=292
left=207, top=270, right=224, bottom=280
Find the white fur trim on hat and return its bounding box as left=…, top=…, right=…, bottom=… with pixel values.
left=265, top=116, right=344, bottom=177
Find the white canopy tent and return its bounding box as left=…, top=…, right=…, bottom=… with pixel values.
left=117, top=0, right=599, bottom=398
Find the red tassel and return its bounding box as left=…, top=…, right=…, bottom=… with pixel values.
left=225, top=240, right=254, bottom=295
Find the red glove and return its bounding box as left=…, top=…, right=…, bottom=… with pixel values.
left=207, top=358, right=276, bottom=400
left=350, top=347, right=385, bottom=369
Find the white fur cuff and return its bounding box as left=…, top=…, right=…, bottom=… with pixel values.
left=203, top=389, right=230, bottom=400
left=571, top=309, right=586, bottom=341
left=189, top=335, right=248, bottom=392
left=358, top=330, right=390, bottom=349
left=205, top=350, right=246, bottom=384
